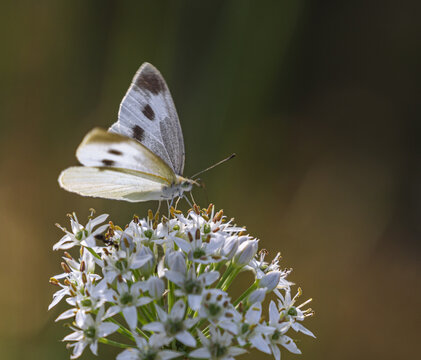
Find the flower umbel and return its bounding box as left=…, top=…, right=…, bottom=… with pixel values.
left=50, top=205, right=315, bottom=359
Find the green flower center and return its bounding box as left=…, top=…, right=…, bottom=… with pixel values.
left=210, top=343, right=227, bottom=358
left=208, top=303, right=221, bottom=317
left=75, top=229, right=88, bottom=241
left=144, top=230, right=154, bottom=239
left=141, top=349, right=157, bottom=360
left=287, top=306, right=297, bottom=316
left=81, top=298, right=92, bottom=307
left=120, top=292, right=133, bottom=305
left=173, top=225, right=180, bottom=231
left=241, top=323, right=250, bottom=334
left=184, top=279, right=202, bottom=295
left=115, top=259, right=128, bottom=272
left=272, top=330, right=281, bottom=341
left=203, top=224, right=211, bottom=234
left=165, top=319, right=184, bottom=335
left=193, top=248, right=206, bottom=259
left=84, top=326, right=96, bottom=339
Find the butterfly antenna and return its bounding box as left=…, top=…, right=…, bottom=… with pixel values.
left=190, top=153, right=236, bottom=179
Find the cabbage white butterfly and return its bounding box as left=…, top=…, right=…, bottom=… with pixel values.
left=59, top=63, right=195, bottom=203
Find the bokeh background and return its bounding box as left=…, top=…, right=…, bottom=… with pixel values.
left=0, top=1, right=420, bottom=359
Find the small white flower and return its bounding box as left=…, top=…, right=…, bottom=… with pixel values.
left=189, top=327, right=247, bottom=360
left=275, top=288, right=315, bottom=337
left=68, top=278, right=111, bottom=313
left=173, top=229, right=225, bottom=264
left=248, top=251, right=282, bottom=278
left=165, top=266, right=219, bottom=310
left=236, top=302, right=274, bottom=353
left=104, top=281, right=152, bottom=329
left=129, top=218, right=165, bottom=246
left=143, top=299, right=198, bottom=347
left=117, top=334, right=181, bottom=360
left=198, top=290, right=238, bottom=333
left=63, top=307, right=119, bottom=359
left=98, top=244, right=152, bottom=282
left=54, top=212, right=109, bottom=250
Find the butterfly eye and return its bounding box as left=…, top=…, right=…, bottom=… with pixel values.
left=181, top=181, right=191, bottom=189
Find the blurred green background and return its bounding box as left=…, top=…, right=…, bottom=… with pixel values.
left=0, top=0, right=420, bottom=359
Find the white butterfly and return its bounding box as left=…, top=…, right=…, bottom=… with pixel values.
left=59, top=63, right=196, bottom=203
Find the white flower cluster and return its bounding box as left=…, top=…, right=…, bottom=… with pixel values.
left=50, top=206, right=315, bottom=360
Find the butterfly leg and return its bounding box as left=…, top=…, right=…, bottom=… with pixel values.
left=189, top=191, right=197, bottom=206
left=174, top=196, right=181, bottom=210
left=156, top=200, right=162, bottom=215
left=166, top=200, right=171, bottom=216
left=183, top=195, right=193, bottom=208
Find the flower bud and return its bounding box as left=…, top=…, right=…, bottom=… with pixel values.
left=221, top=236, right=239, bottom=259
left=136, top=246, right=155, bottom=276
left=233, top=239, right=258, bottom=266
left=259, top=271, right=281, bottom=292
left=167, top=251, right=186, bottom=273
left=147, top=276, right=165, bottom=299
left=248, top=288, right=266, bottom=304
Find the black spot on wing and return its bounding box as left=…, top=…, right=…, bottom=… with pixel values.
left=135, top=67, right=165, bottom=95
left=102, top=159, right=115, bottom=166
left=142, top=104, right=155, bottom=120
left=108, top=149, right=123, bottom=156
left=132, top=125, right=145, bottom=142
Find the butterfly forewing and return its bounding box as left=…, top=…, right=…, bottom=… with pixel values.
left=76, top=128, right=176, bottom=184
left=109, top=63, right=185, bottom=175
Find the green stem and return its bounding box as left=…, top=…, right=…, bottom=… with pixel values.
left=140, top=306, right=154, bottom=322
left=136, top=327, right=150, bottom=339
left=168, top=279, right=175, bottom=311
left=222, top=267, right=241, bottom=291
left=233, top=281, right=258, bottom=306
left=216, top=263, right=233, bottom=288
left=197, top=263, right=205, bottom=277
left=98, top=338, right=132, bottom=349
left=85, top=246, right=101, bottom=260
left=107, top=318, right=135, bottom=341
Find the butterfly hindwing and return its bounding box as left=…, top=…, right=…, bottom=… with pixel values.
left=58, top=167, right=168, bottom=202
left=109, top=63, right=185, bottom=175
left=76, top=128, right=176, bottom=184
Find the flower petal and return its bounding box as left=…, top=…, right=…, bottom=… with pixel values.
left=189, top=347, right=211, bottom=359
left=246, top=302, right=262, bottom=324
left=98, top=322, right=119, bottom=337
left=122, top=306, right=138, bottom=329
left=175, top=330, right=196, bottom=347
left=143, top=322, right=165, bottom=333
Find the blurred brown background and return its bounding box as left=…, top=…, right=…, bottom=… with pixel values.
left=0, top=0, right=420, bottom=359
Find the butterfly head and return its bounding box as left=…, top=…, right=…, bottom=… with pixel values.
left=160, top=177, right=198, bottom=200
left=178, top=177, right=199, bottom=191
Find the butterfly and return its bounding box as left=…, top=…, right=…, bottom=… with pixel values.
left=59, top=62, right=196, bottom=203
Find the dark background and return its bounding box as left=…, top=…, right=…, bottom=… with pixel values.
left=0, top=1, right=420, bottom=359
